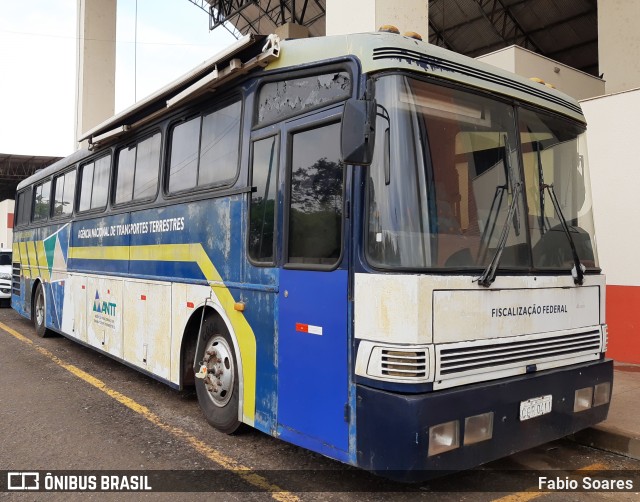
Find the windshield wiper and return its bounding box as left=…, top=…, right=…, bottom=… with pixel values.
left=477, top=181, right=522, bottom=287
left=477, top=183, right=506, bottom=265
left=541, top=183, right=586, bottom=285
left=534, top=140, right=546, bottom=233
left=504, top=134, right=520, bottom=237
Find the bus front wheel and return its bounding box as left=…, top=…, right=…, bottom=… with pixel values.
left=33, top=283, right=51, bottom=338
left=194, top=325, right=243, bottom=434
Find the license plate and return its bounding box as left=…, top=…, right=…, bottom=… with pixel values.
left=519, top=395, right=552, bottom=421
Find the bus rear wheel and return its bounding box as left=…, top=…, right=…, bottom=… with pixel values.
left=194, top=326, right=243, bottom=434
left=33, top=283, right=51, bottom=338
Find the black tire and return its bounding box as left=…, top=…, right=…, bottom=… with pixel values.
left=194, top=320, right=243, bottom=434
left=33, top=283, right=52, bottom=338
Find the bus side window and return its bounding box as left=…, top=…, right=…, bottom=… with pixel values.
left=53, top=169, right=77, bottom=217
left=168, top=100, right=241, bottom=194
left=199, top=101, right=241, bottom=187
left=79, top=154, right=111, bottom=212
left=168, top=117, right=200, bottom=193
left=15, top=189, right=32, bottom=227
left=115, top=132, right=161, bottom=204
left=287, top=122, right=343, bottom=266
left=248, top=136, right=279, bottom=264
left=32, top=179, right=51, bottom=222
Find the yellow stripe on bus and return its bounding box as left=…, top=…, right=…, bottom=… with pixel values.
left=18, top=241, right=30, bottom=279
left=69, top=243, right=257, bottom=426
left=68, top=245, right=130, bottom=261
left=26, top=241, right=38, bottom=279
left=35, top=240, right=51, bottom=282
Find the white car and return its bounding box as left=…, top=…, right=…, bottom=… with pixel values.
left=0, top=248, right=12, bottom=306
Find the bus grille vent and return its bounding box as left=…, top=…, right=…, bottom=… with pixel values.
left=11, top=262, right=21, bottom=296
left=437, top=329, right=602, bottom=378
left=381, top=349, right=427, bottom=378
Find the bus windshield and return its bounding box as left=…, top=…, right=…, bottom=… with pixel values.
left=366, top=74, right=598, bottom=272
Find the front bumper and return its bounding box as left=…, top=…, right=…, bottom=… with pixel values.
left=356, top=359, right=613, bottom=481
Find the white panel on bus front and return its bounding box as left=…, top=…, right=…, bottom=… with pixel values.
left=354, top=273, right=605, bottom=346
left=432, top=286, right=600, bottom=344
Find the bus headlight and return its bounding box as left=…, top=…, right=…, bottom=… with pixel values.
left=593, top=382, right=611, bottom=407
left=464, top=412, right=494, bottom=445
left=428, top=420, right=459, bottom=456
left=574, top=387, right=594, bottom=412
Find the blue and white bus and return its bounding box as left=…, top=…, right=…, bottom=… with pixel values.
left=11, top=31, right=611, bottom=479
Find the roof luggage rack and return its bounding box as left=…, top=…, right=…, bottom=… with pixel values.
left=81, top=33, right=280, bottom=149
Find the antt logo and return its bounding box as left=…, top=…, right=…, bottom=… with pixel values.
left=93, top=290, right=117, bottom=316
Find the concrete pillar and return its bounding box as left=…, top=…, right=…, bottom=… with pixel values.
left=274, top=22, right=310, bottom=40
left=581, top=89, right=640, bottom=363
left=598, top=0, right=640, bottom=94
left=476, top=46, right=605, bottom=101
left=75, top=0, right=117, bottom=146
left=326, top=0, right=428, bottom=37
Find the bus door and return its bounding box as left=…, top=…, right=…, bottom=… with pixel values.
left=276, top=111, right=350, bottom=458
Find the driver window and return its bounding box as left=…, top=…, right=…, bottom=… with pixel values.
left=287, top=122, right=344, bottom=266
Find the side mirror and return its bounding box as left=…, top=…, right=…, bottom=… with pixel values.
left=341, top=98, right=376, bottom=165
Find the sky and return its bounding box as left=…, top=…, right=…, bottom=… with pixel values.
left=0, top=0, right=237, bottom=157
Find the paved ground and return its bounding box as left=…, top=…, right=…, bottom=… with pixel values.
left=1, top=306, right=639, bottom=501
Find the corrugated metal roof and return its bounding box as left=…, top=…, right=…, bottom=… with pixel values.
left=429, top=0, right=598, bottom=75
left=0, top=154, right=62, bottom=201
left=206, top=0, right=326, bottom=37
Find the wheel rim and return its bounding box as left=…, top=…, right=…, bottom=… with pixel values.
left=35, top=290, right=44, bottom=327
left=201, top=336, right=235, bottom=407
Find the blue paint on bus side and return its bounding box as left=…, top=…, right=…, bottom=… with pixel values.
left=241, top=286, right=278, bottom=434
left=276, top=268, right=350, bottom=457
left=241, top=260, right=279, bottom=434
left=48, top=281, right=65, bottom=330
left=57, top=223, right=70, bottom=263
left=128, top=261, right=205, bottom=283
left=66, top=197, right=246, bottom=282
left=11, top=179, right=354, bottom=463
left=71, top=259, right=130, bottom=275
left=14, top=196, right=284, bottom=437
left=12, top=279, right=26, bottom=316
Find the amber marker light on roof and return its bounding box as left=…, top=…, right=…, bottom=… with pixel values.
left=378, top=25, right=400, bottom=34
left=403, top=31, right=423, bottom=40
left=529, top=77, right=555, bottom=89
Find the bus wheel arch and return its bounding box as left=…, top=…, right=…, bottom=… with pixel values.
left=180, top=304, right=245, bottom=434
